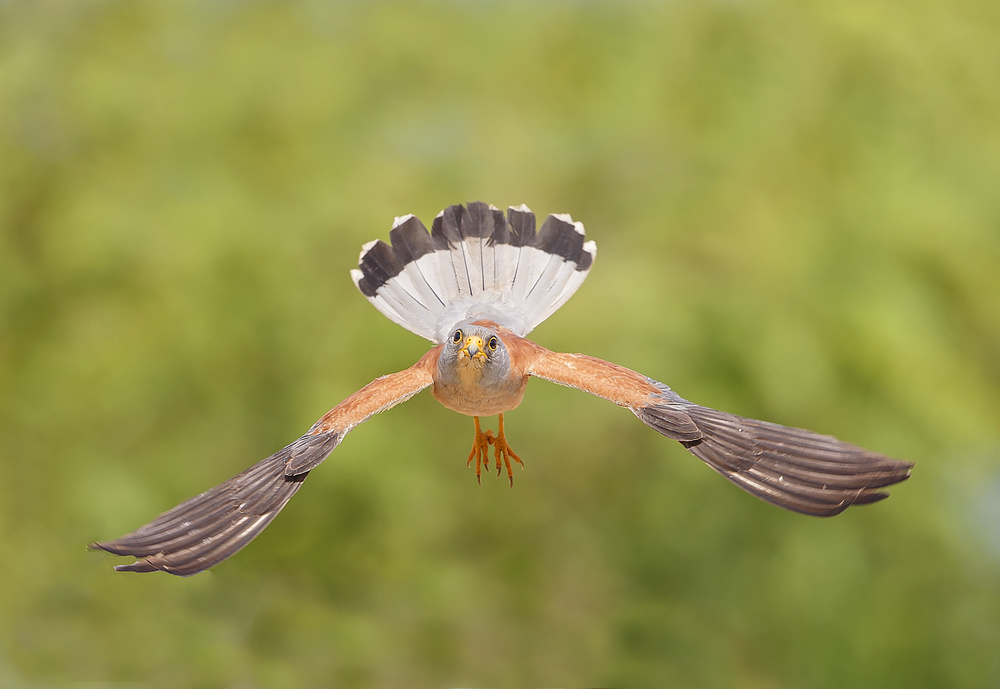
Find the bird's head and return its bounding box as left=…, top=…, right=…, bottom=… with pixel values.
left=439, top=321, right=511, bottom=387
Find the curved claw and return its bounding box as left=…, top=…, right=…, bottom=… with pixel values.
left=466, top=415, right=524, bottom=486
left=494, top=438, right=523, bottom=487
left=466, top=418, right=494, bottom=485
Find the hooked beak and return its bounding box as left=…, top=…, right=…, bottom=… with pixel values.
left=461, top=336, right=487, bottom=362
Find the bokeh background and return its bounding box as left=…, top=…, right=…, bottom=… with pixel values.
left=2, top=1, right=999, bottom=687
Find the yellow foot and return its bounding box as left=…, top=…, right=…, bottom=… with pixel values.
left=466, top=415, right=524, bottom=486
left=466, top=417, right=494, bottom=485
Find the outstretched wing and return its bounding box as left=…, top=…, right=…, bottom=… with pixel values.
left=90, top=349, right=439, bottom=575
left=524, top=347, right=913, bottom=516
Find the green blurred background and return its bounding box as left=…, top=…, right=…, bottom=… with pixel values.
left=2, top=1, right=999, bottom=687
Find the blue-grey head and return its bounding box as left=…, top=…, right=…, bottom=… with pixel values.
left=437, top=320, right=512, bottom=389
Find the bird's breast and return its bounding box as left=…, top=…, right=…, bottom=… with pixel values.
left=431, top=371, right=528, bottom=417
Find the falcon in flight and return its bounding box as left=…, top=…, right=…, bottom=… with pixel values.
left=92, top=202, right=913, bottom=575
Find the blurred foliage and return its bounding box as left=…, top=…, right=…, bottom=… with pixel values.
left=1, top=0, right=999, bottom=687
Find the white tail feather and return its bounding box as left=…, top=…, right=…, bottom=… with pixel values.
left=353, top=203, right=596, bottom=343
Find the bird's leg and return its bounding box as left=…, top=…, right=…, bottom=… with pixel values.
left=466, top=416, right=494, bottom=485
left=493, top=413, right=524, bottom=487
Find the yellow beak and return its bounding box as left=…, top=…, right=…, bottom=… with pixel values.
left=462, top=336, right=487, bottom=361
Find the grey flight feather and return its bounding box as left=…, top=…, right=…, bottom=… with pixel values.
left=89, top=430, right=341, bottom=576
left=634, top=384, right=913, bottom=516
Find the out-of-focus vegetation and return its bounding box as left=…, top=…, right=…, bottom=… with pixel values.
left=1, top=1, right=998, bottom=687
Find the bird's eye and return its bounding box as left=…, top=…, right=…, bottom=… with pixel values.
left=487, top=336, right=498, bottom=351
left=452, top=330, right=463, bottom=344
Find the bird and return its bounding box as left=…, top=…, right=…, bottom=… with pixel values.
left=91, top=201, right=913, bottom=576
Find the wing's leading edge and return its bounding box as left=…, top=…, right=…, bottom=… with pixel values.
left=91, top=351, right=438, bottom=575
left=526, top=347, right=912, bottom=516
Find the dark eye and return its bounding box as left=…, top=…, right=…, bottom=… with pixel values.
left=452, top=330, right=463, bottom=344
left=487, top=336, right=498, bottom=351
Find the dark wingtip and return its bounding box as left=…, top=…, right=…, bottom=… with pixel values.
left=90, top=540, right=132, bottom=556
left=89, top=538, right=135, bottom=556
left=859, top=490, right=892, bottom=505
left=90, top=433, right=341, bottom=575
left=113, top=560, right=160, bottom=574
left=636, top=394, right=914, bottom=517
left=89, top=540, right=163, bottom=573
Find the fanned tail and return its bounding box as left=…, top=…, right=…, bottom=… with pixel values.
left=351, top=202, right=596, bottom=343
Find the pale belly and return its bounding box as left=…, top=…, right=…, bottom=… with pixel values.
left=432, top=376, right=528, bottom=417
